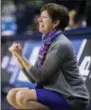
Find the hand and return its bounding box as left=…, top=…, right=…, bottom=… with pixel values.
left=9, top=42, right=23, bottom=58
left=9, top=42, right=31, bottom=71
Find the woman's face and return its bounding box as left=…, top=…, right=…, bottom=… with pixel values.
left=38, top=10, right=55, bottom=34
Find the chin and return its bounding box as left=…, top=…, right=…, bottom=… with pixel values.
left=39, top=29, right=45, bottom=33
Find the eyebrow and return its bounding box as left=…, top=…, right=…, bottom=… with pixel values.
left=41, top=15, right=48, bottom=17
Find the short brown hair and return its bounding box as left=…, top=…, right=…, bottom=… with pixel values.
left=40, top=3, right=69, bottom=30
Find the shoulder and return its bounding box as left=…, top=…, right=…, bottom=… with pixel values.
left=50, top=34, right=73, bottom=51
left=48, top=34, right=75, bottom=58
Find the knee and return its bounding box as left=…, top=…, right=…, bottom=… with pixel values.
left=16, top=90, right=27, bottom=107
left=6, top=88, right=17, bottom=104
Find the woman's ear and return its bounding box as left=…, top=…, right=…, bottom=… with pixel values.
left=53, top=20, right=60, bottom=28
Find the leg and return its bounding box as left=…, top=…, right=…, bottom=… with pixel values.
left=6, top=87, right=29, bottom=109
left=16, top=89, right=50, bottom=110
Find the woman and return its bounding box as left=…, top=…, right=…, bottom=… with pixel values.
left=7, top=3, right=89, bottom=110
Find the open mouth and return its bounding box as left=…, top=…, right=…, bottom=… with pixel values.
left=39, top=24, right=44, bottom=28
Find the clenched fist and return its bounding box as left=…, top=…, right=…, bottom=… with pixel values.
left=9, top=42, right=31, bottom=70
left=9, top=42, right=23, bottom=58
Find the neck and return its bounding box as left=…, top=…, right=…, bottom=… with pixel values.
left=42, top=29, right=56, bottom=40
left=42, top=29, right=61, bottom=40
left=45, top=29, right=56, bottom=36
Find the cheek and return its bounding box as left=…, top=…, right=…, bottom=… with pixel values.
left=44, top=20, right=53, bottom=29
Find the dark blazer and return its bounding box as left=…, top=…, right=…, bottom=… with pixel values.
left=24, top=33, right=90, bottom=109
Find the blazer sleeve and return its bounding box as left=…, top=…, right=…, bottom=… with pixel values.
left=22, top=68, right=35, bottom=83
left=28, top=43, right=69, bottom=83
left=21, top=57, right=39, bottom=83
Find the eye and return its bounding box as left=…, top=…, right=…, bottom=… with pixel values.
left=41, top=16, right=47, bottom=19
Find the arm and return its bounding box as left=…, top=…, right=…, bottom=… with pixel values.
left=18, top=44, right=68, bottom=83
left=13, top=51, right=35, bottom=82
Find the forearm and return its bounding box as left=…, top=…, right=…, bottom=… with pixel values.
left=16, top=57, right=24, bottom=69
left=9, top=42, right=35, bottom=82
left=11, top=51, right=24, bottom=69
left=17, top=57, right=35, bottom=82
left=21, top=68, right=35, bottom=82
left=19, top=56, right=32, bottom=73
left=13, top=52, right=35, bottom=82
left=18, top=55, right=42, bottom=82
left=17, top=56, right=35, bottom=82
left=12, top=50, right=32, bottom=72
